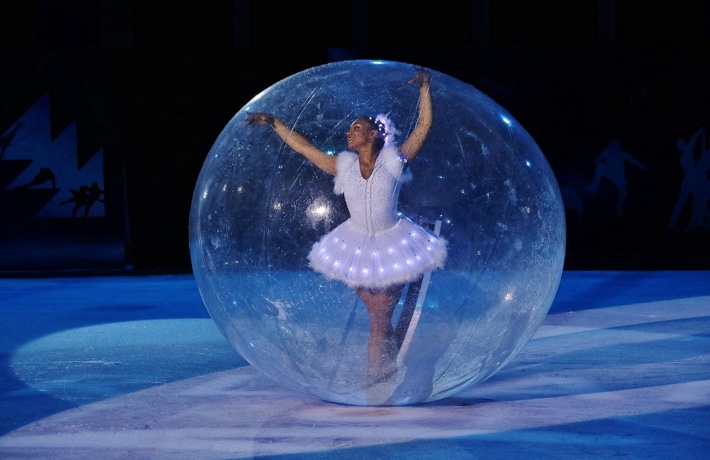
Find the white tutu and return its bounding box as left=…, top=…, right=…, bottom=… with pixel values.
left=308, top=217, right=447, bottom=289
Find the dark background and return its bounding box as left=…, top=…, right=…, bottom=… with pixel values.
left=1, top=0, right=708, bottom=272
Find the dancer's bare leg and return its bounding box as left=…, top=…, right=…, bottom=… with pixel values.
left=357, top=284, right=404, bottom=384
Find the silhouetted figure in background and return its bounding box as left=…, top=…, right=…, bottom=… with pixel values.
left=14, top=167, right=57, bottom=190
left=588, top=138, right=647, bottom=217
left=60, top=185, right=90, bottom=218
left=0, top=122, right=24, bottom=160
left=60, top=182, right=104, bottom=218
left=669, top=127, right=710, bottom=231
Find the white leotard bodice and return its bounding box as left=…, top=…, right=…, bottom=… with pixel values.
left=333, top=146, right=411, bottom=235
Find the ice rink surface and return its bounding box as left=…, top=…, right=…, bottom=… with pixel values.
left=0, top=270, right=708, bottom=459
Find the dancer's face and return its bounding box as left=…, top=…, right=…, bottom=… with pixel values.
left=347, top=118, right=376, bottom=151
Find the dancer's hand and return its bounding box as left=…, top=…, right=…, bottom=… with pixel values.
left=246, top=112, right=275, bottom=128
left=408, top=69, right=431, bottom=87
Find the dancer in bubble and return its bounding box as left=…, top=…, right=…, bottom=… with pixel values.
left=247, top=70, right=447, bottom=386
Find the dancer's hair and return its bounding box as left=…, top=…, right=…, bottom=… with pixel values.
left=365, top=114, right=399, bottom=152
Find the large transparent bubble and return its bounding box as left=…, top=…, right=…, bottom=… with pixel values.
left=189, top=60, right=565, bottom=406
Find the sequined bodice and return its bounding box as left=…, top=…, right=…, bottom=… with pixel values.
left=334, top=147, right=405, bottom=235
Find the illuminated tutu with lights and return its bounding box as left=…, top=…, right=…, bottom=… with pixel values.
left=308, top=144, right=447, bottom=289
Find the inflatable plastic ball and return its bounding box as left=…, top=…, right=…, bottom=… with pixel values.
left=189, top=59, right=566, bottom=406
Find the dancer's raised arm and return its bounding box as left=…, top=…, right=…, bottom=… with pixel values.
left=398, top=70, right=433, bottom=162
left=246, top=113, right=337, bottom=176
